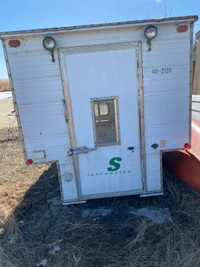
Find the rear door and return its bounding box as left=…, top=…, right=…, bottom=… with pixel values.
left=61, top=43, right=144, bottom=198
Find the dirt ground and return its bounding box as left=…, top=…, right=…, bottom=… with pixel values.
left=0, top=97, right=17, bottom=129
left=1, top=96, right=200, bottom=266
left=0, top=79, right=10, bottom=92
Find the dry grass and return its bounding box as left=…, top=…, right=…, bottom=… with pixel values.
left=0, top=79, right=10, bottom=92
left=1, top=128, right=200, bottom=266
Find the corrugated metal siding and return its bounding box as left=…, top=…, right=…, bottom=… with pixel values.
left=5, top=22, right=191, bottom=200
left=6, top=39, right=69, bottom=164
left=142, top=26, right=190, bottom=191
left=143, top=31, right=190, bottom=145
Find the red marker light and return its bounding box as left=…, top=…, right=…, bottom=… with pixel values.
left=9, top=40, right=20, bottom=47
left=184, top=143, right=190, bottom=149
left=177, top=25, right=188, bottom=33
left=27, top=159, right=33, bottom=164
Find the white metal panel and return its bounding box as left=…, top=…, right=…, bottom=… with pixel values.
left=16, top=89, right=64, bottom=105
left=140, top=24, right=190, bottom=194
left=142, top=27, right=190, bottom=152
left=145, top=123, right=188, bottom=137
left=145, top=102, right=188, bottom=115
left=59, top=164, right=78, bottom=201
left=10, top=56, right=60, bottom=74
left=13, top=77, right=62, bottom=93
left=6, top=37, right=67, bottom=161
left=8, top=51, right=53, bottom=64
left=64, top=45, right=143, bottom=196
left=18, top=102, right=64, bottom=116
left=24, top=135, right=69, bottom=149
left=22, top=123, right=67, bottom=138
left=146, top=154, right=162, bottom=192
left=145, top=123, right=189, bottom=151
left=25, top=135, right=69, bottom=163
left=145, top=103, right=188, bottom=121
left=143, top=65, right=190, bottom=83
left=6, top=23, right=190, bottom=54
left=18, top=102, right=68, bottom=139
left=11, top=68, right=60, bottom=80
left=19, top=113, right=66, bottom=127
left=145, top=137, right=188, bottom=154
left=144, top=80, right=188, bottom=94
left=7, top=39, right=70, bottom=162
left=145, top=112, right=188, bottom=126
left=143, top=40, right=190, bottom=67
left=144, top=91, right=189, bottom=105
left=3, top=20, right=192, bottom=202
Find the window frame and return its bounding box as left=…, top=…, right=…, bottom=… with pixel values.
left=94, top=102, right=109, bottom=117
left=90, top=96, right=121, bottom=147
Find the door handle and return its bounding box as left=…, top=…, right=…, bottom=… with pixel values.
left=127, top=146, right=135, bottom=152
left=67, top=146, right=96, bottom=156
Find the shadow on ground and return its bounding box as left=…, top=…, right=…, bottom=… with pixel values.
left=1, top=163, right=200, bottom=267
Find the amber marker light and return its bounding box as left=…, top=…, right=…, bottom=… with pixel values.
left=184, top=143, right=190, bottom=149
left=9, top=40, right=20, bottom=47
left=177, top=25, right=188, bottom=32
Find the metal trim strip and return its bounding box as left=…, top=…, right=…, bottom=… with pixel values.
left=0, top=16, right=198, bottom=37
left=79, top=189, right=145, bottom=200
left=137, top=42, right=147, bottom=192
left=189, top=23, right=194, bottom=145
left=58, top=50, right=83, bottom=199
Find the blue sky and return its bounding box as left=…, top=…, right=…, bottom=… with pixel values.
left=0, top=0, right=199, bottom=79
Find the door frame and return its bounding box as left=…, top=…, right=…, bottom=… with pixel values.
left=58, top=41, right=147, bottom=200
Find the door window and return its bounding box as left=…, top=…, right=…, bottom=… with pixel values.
left=91, top=97, right=120, bottom=146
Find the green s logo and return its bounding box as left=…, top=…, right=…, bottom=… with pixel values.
left=107, top=157, right=122, bottom=171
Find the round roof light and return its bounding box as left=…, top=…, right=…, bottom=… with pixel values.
left=43, top=36, right=56, bottom=51
left=145, top=25, right=158, bottom=40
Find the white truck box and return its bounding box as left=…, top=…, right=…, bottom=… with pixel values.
left=0, top=15, right=198, bottom=204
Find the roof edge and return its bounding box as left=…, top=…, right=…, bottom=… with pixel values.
left=0, top=15, right=198, bottom=38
